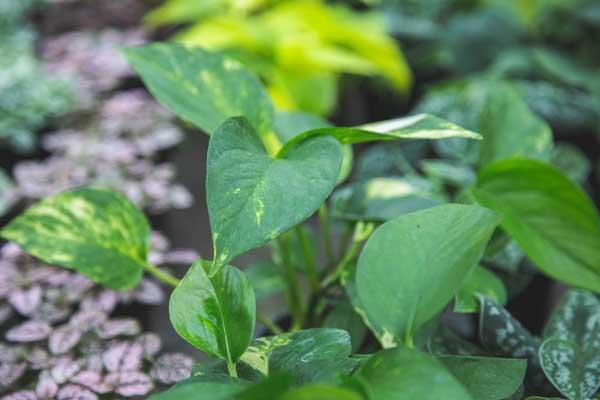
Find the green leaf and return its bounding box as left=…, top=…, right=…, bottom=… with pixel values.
left=473, top=158, right=600, bottom=292
left=323, top=302, right=367, bottom=353
left=477, top=82, right=553, bottom=167
left=454, top=266, right=507, bottom=313
left=124, top=43, right=276, bottom=146
left=277, top=114, right=481, bottom=157
left=356, top=204, right=498, bottom=347
left=0, top=168, right=15, bottom=217
left=169, top=259, right=255, bottom=362
left=540, top=290, right=600, bottom=400
left=550, top=143, right=591, bottom=184
left=428, top=325, right=485, bottom=357
left=330, top=177, right=446, bottom=222
left=207, top=117, right=342, bottom=272
left=149, top=375, right=248, bottom=400
left=234, top=373, right=295, bottom=400
left=420, top=159, right=476, bottom=188
left=278, top=385, right=363, bottom=400
left=439, top=355, right=527, bottom=400
left=0, top=188, right=149, bottom=290
left=245, top=261, right=285, bottom=299
left=356, top=348, right=473, bottom=400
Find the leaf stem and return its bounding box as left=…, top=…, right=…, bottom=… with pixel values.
left=318, top=204, right=335, bottom=267
left=321, top=222, right=374, bottom=289
left=226, top=359, right=238, bottom=378
left=257, top=313, right=284, bottom=335
left=143, top=262, right=180, bottom=287
left=295, top=226, right=319, bottom=293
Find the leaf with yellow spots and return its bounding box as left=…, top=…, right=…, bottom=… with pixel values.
left=1, top=188, right=150, bottom=290
left=206, top=117, right=342, bottom=274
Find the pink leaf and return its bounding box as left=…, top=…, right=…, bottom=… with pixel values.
left=25, top=348, right=51, bottom=370
left=36, top=371, right=58, bottom=399
left=95, top=318, right=140, bottom=339
left=70, top=371, right=111, bottom=394
left=105, top=372, right=154, bottom=397
left=49, top=325, right=82, bottom=355
left=0, top=362, right=26, bottom=387
left=135, top=333, right=162, bottom=357
left=150, top=353, right=194, bottom=384
left=0, top=305, right=13, bottom=325
left=163, top=249, right=198, bottom=265
left=6, top=320, right=51, bottom=342
left=57, top=384, right=98, bottom=400
left=8, top=286, right=42, bottom=316
left=133, top=279, right=164, bottom=305
left=69, top=310, right=107, bottom=331
left=0, top=343, right=22, bottom=363
left=102, top=342, right=143, bottom=372
left=50, top=358, right=83, bottom=384
left=0, top=390, right=36, bottom=400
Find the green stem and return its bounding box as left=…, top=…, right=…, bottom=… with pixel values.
left=318, top=204, right=335, bottom=267
left=321, top=222, right=374, bottom=289
left=257, top=313, right=283, bottom=335
left=295, top=226, right=319, bottom=293
left=336, top=222, right=354, bottom=263
left=226, top=359, right=238, bottom=378
left=277, top=237, right=305, bottom=330
left=143, top=263, right=180, bottom=287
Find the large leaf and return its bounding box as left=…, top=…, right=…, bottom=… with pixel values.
left=439, top=355, right=527, bottom=400
left=278, top=385, right=363, bottom=400
left=330, top=177, right=446, bottom=221
left=169, top=259, right=255, bottom=363
left=323, top=302, right=367, bottom=352
left=149, top=375, right=248, bottom=400
left=124, top=44, right=275, bottom=143
left=1, top=188, right=150, bottom=290
left=477, top=82, right=553, bottom=167
left=356, top=348, right=473, bottom=400
left=454, top=266, right=507, bottom=313
left=207, top=117, right=342, bottom=272
left=276, top=114, right=481, bottom=157
left=356, top=204, right=498, bottom=346
left=540, top=290, right=600, bottom=400
left=473, top=158, right=600, bottom=292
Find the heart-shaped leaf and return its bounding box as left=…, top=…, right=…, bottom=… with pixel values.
left=169, top=259, right=256, bottom=364
left=439, top=355, right=527, bottom=400
left=473, top=158, right=600, bottom=292
left=207, top=117, right=342, bottom=272
left=454, top=266, right=507, bottom=313
left=540, top=290, right=600, bottom=400
left=356, top=348, right=473, bottom=400
left=356, top=204, right=498, bottom=347
left=1, top=188, right=150, bottom=290
left=124, top=43, right=274, bottom=140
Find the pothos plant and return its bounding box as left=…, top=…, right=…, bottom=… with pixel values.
left=2, top=43, right=600, bottom=400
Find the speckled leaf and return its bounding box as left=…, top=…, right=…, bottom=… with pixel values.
left=150, top=353, right=194, bottom=384
left=9, top=285, right=42, bottom=316
left=0, top=362, right=26, bottom=388
left=474, top=158, right=600, bottom=292
left=57, top=384, right=98, bottom=400
left=102, top=341, right=143, bottom=372
left=356, top=348, right=473, bottom=400
left=125, top=44, right=274, bottom=139
left=148, top=375, right=248, bottom=400
left=70, top=371, right=110, bottom=394
left=1, top=188, right=151, bottom=290
left=356, top=204, right=498, bottom=347
left=1, top=391, right=36, bottom=400
left=454, top=266, right=507, bottom=313
left=330, top=177, right=446, bottom=221
left=540, top=290, right=600, bottom=400
left=106, top=371, right=154, bottom=397
left=135, top=333, right=162, bottom=357
left=169, top=259, right=255, bottom=363
left=207, top=117, right=342, bottom=272
left=6, top=320, right=52, bottom=342
left=428, top=325, right=485, bottom=357
left=133, top=279, right=165, bottom=305
left=95, top=318, right=141, bottom=339
left=478, top=296, right=543, bottom=385
left=440, top=355, right=527, bottom=400
left=50, top=358, right=83, bottom=384
left=49, top=325, right=82, bottom=355
left=277, top=114, right=481, bottom=157
left=36, top=370, right=58, bottom=399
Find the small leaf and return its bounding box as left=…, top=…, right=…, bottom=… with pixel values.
left=51, top=358, right=84, bottom=384
left=148, top=375, right=248, bottom=400
left=8, top=285, right=42, bottom=316
left=454, top=266, right=507, bottom=313
left=150, top=353, right=194, bottom=384
left=169, top=259, right=255, bottom=363
left=1, top=391, right=36, bottom=400
left=439, top=355, right=527, bottom=400
left=124, top=44, right=274, bottom=140
left=57, top=384, right=98, bottom=400
left=102, top=341, right=144, bottom=372
left=95, top=318, right=141, bottom=339
left=36, top=370, right=58, bottom=399
left=135, top=333, right=162, bottom=357
left=277, top=114, right=481, bottom=157
left=474, top=158, right=600, bottom=292
left=49, top=325, right=82, bottom=355
left=207, top=117, right=342, bottom=272
left=105, top=371, right=154, bottom=397
left=356, top=204, right=498, bottom=347
left=0, top=362, right=27, bottom=388
left=356, top=348, right=473, bottom=400
left=0, top=188, right=151, bottom=290
left=6, top=320, right=52, bottom=342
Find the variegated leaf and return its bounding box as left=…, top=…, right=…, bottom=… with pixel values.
left=8, top=286, right=42, bottom=316
left=49, top=325, right=82, bottom=355
left=0, top=188, right=151, bottom=290
left=50, top=358, right=84, bottom=384
left=102, top=341, right=143, bottom=372
left=540, top=290, right=600, bottom=400
left=105, top=371, right=154, bottom=397
left=56, top=384, right=98, bottom=400
left=0, top=362, right=26, bottom=388
left=95, top=318, right=140, bottom=339
left=135, top=333, right=162, bottom=357
left=70, top=371, right=111, bottom=394
left=36, top=371, right=58, bottom=399
left=6, top=320, right=52, bottom=342
left=133, top=279, right=164, bottom=305
left=150, top=353, right=194, bottom=384
left=1, top=391, right=36, bottom=400
left=69, top=310, right=107, bottom=332
left=81, top=290, right=118, bottom=313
